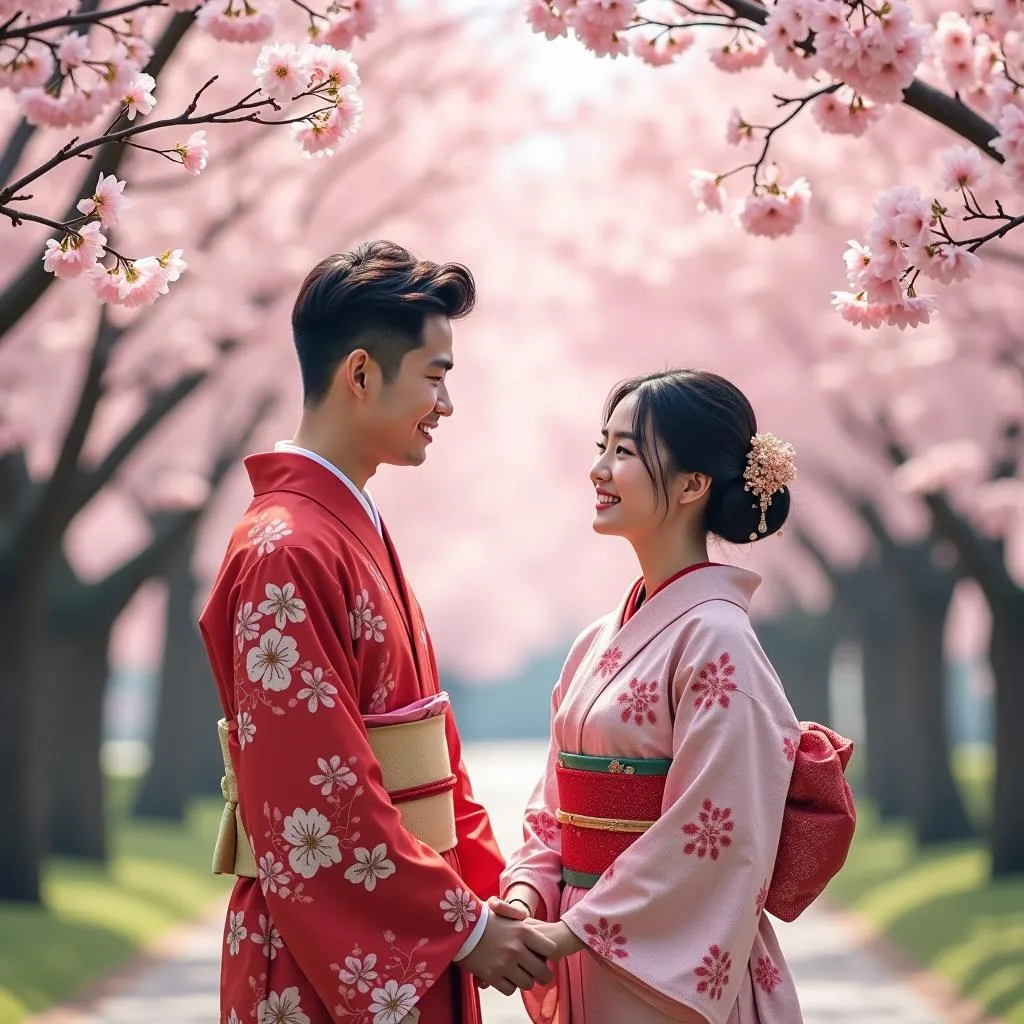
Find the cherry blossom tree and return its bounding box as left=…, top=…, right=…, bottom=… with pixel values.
left=524, top=0, right=1024, bottom=330
left=0, top=2, right=537, bottom=898
left=0, top=0, right=375, bottom=328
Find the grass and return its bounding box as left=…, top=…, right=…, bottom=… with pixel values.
left=828, top=744, right=1024, bottom=1024
left=0, top=783, right=230, bottom=1024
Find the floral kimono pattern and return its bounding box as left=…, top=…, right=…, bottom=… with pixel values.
left=200, top=453, right=504, bottom=1024
left=502, top=565, right=805, bottom=1024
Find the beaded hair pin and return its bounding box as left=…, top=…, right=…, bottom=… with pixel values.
left=742, top=432, right=797, bottom=540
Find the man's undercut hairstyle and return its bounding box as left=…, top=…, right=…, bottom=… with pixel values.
left=291, top=240, right=477, bottom=405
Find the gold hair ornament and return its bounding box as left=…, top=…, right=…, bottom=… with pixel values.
left=742, top=433, right=797, bottom=540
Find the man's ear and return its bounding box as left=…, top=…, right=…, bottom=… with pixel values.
left=338, top=350, right=374, bottom=398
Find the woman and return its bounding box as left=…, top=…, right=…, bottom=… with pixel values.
left=500, top=369, right=806, bottom=1024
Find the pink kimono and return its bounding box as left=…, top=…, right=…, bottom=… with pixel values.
left=502, top=564, right=805, bottom=1024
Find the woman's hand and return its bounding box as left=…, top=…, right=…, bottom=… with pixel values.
left=530, top=921, right=586, bottom=960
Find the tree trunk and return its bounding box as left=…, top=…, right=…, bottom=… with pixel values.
left=859, top=624, right=912, bottom=819
left=42, top=624, right=111, bottom=860
left=135, top=550, right=215, bottom=819
left=903, top=594, right=975, bottom=844
left=0, top=570, right=45, bottom=901
left=755, top=611, right=835, bottom=724
left=990, top=590, right=1024, bottom=876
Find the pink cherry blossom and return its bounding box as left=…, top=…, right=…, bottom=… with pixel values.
left=831, top=291, right=889, bottom=329
left=56, top=32, right=90, bottom=72
left=632, top=29, right=694, bottom=66
left=157, top=249, right=188, bottom=284
left=174, top=129, right=209, bottom=175
left=42, top=222, right=107, bottom=280
left=811, top=93, right=883, bottom=137
left=292, top=111, right=345, bottom=158
left=690, top=170, right=726, bottom=213
left=119, top=257, right=169, bottom=309
left=1, top=41, right=56, bottom=90
left=938, top=144, right=989, bottom=191
left=76, top=173, right=129, bottom=230
left=992, top=103, right=1024, bottom=165
left=122, top=72, right=156, bottom=121
left=526, top=0, right=568, bottom=39
left=882, top=293, right=937, bottom=330
left=197, top=3, right=277, bottom=44
left=253, top=42, right=311, bottom=103
left=86, top=262, right=129, bottom=304
left=303, top=44, right=360, bottom=96
left=918, top=243, right=981, bottom=284
left=734, top=178, right=810, bottom=238
left=726, top=108, right=753, bottom=145
left=708, top=36, right=768, bottom=72
left=331, top=86, right=363, bottom=137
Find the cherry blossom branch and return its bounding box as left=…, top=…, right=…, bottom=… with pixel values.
left=0, top=1, right=165, bottom=41
left=661, top=0, right=1003, bottom=159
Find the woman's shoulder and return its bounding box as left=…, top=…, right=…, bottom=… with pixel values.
left=671, top=601, right=797, bottom=725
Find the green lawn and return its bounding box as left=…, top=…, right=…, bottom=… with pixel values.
left=828, top=745, right=1024, bottom=1024
left=0, top=794, right=230, bottom=1023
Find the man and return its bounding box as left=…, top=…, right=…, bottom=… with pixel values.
left=200, top=241, right=556, bottom=1024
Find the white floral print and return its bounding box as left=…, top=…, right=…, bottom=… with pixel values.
left=226, top=1011, right=241, bottom=1024
left=236, top=711, right=256, bottom=749
left=251, top=913, right=283, bottom=960
left=337, top=952, right=380, bottom=993
left=249, top=515, right=292, bottom=556
left=439, top=887, right=479, bottom=933
left=310, top=755, right=357, bottom=795
left=258, top=851, right=289, bottom=895
left=368, top=979, right=418, bottom=1024
left=225, top=910, right=247, bottom=956
left=297, top=666, right=338, bottom=712
left=257, top=986, right=309, bottom=1024
left=246, top=628, right=299, bottom=691
left=258, top=582, right=307, bottom=629
left=283, top=807, right=342, bottom=878
left=349, top=589, right=387, bottom=643
left=235, top=602, right=261, bottom=652
left=344, top=843, right=396, bottom=891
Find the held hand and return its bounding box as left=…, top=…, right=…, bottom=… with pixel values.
left=488, top=895, right=529, bottom=921
left=459, top=913, right=557, bottom=996
left=528, top=920, right=587, bottom=960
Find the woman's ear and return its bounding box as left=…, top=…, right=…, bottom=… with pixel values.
left=676, top=471, right=712, bottom=507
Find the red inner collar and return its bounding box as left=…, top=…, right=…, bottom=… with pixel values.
left=622, top=562, right=721, bottom=624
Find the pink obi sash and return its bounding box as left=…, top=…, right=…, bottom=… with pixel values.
left=554, top=722, right=856, bottom=922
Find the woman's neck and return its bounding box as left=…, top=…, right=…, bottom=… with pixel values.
left=634, top=533, right=710, bottom=598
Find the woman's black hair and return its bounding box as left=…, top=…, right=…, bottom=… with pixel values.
left=603, top=369, right=791, bottom=543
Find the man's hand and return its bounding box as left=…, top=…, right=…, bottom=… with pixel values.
left=458, top=913, right=557, bottom=995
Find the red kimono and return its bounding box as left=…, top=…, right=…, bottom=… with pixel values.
left=199, top=452, right=504, bottom=1024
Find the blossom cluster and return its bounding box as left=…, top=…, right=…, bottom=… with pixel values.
left=524, top=0, right=1024, bottom=330
left=0, top=1, right=379, bottom=308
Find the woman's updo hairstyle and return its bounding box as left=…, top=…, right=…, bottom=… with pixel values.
left=603, top=369, right=791, bottom=543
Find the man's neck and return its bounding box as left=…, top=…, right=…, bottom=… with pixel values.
left=291, top=414, right=375, bottom=491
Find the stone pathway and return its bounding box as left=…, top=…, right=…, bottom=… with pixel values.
left=32, top=741, right=977, bottom=1024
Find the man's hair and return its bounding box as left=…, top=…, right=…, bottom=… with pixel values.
left=291, top=240, right=476, bottom=405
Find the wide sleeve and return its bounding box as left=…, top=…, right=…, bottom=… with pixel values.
left=560, top=619, right=798, bottom=1024
left=500, top=622, right=603, bottom=921
left=444, top=706, right=505, bottom=900
left=227, top=546, right=479, bottom=1017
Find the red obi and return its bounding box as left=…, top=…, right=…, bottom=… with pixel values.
left=555, top=753, right=669, bottom=888
left=555, top=722, right=856, bottom=922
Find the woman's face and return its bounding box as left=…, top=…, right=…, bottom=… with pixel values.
left=589, top=392, right=664, bottom=540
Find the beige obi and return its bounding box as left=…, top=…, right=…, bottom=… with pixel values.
left=212, top=713, right=459, bottom=877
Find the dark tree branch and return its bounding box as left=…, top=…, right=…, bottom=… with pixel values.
left=73, top=336, right=238, bottom=513
left=701, top=0, right=1001, bottom=158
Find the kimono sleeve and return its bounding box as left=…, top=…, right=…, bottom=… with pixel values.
left=500, top=622, right=603, bottom=921
left=229, top=545, right=478, bottom=1017
left=444, top=707, right=505, bottom=901
left=560, top=614, right=797, bottom=1024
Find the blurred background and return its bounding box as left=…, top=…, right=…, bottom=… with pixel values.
left=1, top=0, right=1022, bottom=1021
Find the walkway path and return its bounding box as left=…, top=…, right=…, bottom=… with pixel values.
left=33, top=742, right=970, bottom=1024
